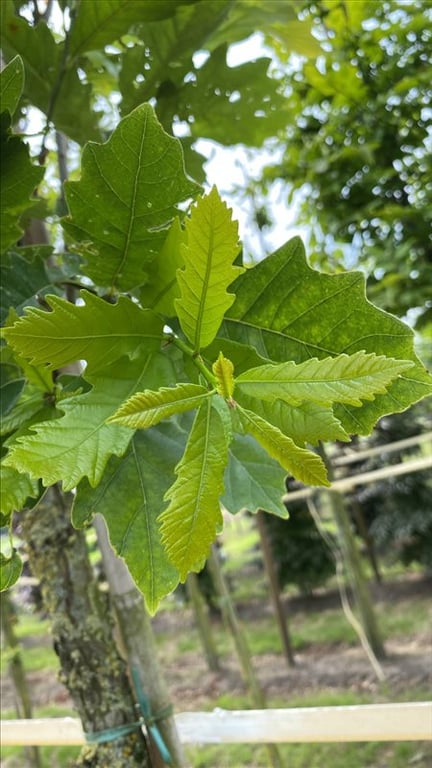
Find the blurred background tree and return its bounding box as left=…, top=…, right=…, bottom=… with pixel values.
left=259, top=0, right=431, bottom=329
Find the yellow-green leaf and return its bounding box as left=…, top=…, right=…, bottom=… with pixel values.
left=236, top=405, right=329, bottom=487
left=175, top=186, right=243, bottom=352
left=109, top=383, right=211, bottom=429
left=213, top=351, right=235, bottom=399
left=159, top=397, right=230, bottom=580
left=236, top=351, right=414, bottom=407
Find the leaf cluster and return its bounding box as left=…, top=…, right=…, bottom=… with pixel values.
left=1, top=10, right=431, bottom=610
left=2, top=83, right=431, bottom=606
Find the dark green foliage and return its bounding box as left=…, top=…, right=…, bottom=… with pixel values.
left=349, top=406, right=432, bottom=570
left=264, top=499, right=335, bottom=595
left=267, top=0, right=432, bottom=327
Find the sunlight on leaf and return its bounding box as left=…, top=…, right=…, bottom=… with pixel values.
left=160, top=397, right=230, bottom=579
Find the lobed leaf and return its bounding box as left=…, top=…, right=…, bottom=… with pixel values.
left=159, top=397, right=230, bottom=580
left=62, top=103, right=200, bottom=290
left=0, top=55, right=24, bottom=115
left=175, top=186, right=243, bottom=351
left=222, top=237, right=432, bottom=434
left=0, top=464, right=39, bottom=519
left=0, top=246, right=55, bottom=324
left=69, top=0, right=187, bottom=59
left=1, top=2, right=99, bottom=145
left=73, top=422, right=187, bottom=613
left=236, top=405, right=329, bottom=487
left=4, top=354, right=173, bottom=491
left=109, top=383, right=212, bottom=429
left=223, top=433, right=287, bottom=518
left=236, top=351, right=413, bottom=407
left=2, top=290, right=163, bottom=375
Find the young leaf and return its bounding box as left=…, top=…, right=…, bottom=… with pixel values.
left=73, top=422, right=186, bottom=613
left=175, top=186, right=243, bottom=352
left=223, top=433, right=288, bottom=518
left=236, top=405, right=329, bottom=487
left=139, top=218, right=186, bottom=315
left=236, top=351, right=413, bottom=407
left=235, top=393, right=349, bottom=446
left=213, top=351, right=235, bottom=399
left=159, top=396, right=230, bottom=580
left=222, top=237, right=432, bottom=434
left=2, top=290, right=163, bottom=375
left=0, top=54, right=24, bottom=115
left=4, top=354, right=174, bottom=491
left=109, top=383, right=212, bottom=429
left=62, top=103, right=201, bottom=290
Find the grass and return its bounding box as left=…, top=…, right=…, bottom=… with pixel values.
left=2, top=513, right=431, bottom=767
left=185, top=740, right=432, bottom=768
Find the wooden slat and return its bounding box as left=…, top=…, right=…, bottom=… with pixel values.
left=1, top=702, right=431, bottom=746
left=283, top=456, right=432, bottom=502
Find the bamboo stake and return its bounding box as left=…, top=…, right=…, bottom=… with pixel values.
left=3, top=702, right=431, bottom=745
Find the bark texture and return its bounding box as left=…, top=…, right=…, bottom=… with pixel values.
left=21, top=488, right=152, bottom=767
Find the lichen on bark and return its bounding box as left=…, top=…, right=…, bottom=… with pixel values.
left=21, top=487, right=153, bottom=767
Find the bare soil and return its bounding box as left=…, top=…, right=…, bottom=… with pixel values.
left=2, top=574, right=431, bottom=712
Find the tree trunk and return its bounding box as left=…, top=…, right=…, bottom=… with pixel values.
left=94, top=514, right=188, bottom=768
left=186, top=572, right=220, bottom=673
left=1, top=590, right=42, bottom=768
left=21, top=487, right=153, bottom=767
left=318, top=445, right=386, bottom=660
left=256, top=511, right=296, bottom=667
left=207, top=546, right=284, bottom=768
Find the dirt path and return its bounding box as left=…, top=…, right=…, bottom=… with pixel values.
left=2, top=575, right=431, bottom=712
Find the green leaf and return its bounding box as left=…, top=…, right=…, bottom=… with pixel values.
left=236, top=351, right=413, bottom=407
left=213, top=352, right=235, bottom=399
left=139, top=218, right=185, bottom=315
left=160, top=397, right=230, bottom=579
left=109, top=383, right=211, bottom=429
left=176, top=186, right=243, bottom=351
left=185, top=46, right=287, bottom=146
left=0, top=464, right=39, bottom=518
left=235, top=405, right=329, bottom=487
left=62, top=104, right=201, bottom=291
left=73, top=422, right=186, bottom=613
left=0, top=113, right=44, bottom=255
left=0, top=2, right=99, bottom=145
left=69, top=0, right=189, bottom=59
left=0, top=550, right=22, bottom=591
left=235, top=393, right=349, bottom=446
left=0, top=246, right=54, bottom=323
left=223, top=432, right=288, bottom=518
left=4, top=354, right=173, bottom=491
left=222, top=237, right=432, bottom=434
left=0, top=54, right=24, bottom=115
left=0, top=360, right=24, bottom=417
left=2, top=290, right=163, bottom=375
left=119, top=0, right=233, bottom=115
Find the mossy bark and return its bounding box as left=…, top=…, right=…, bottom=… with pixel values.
left=21, top=487, right=153, bottom=767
